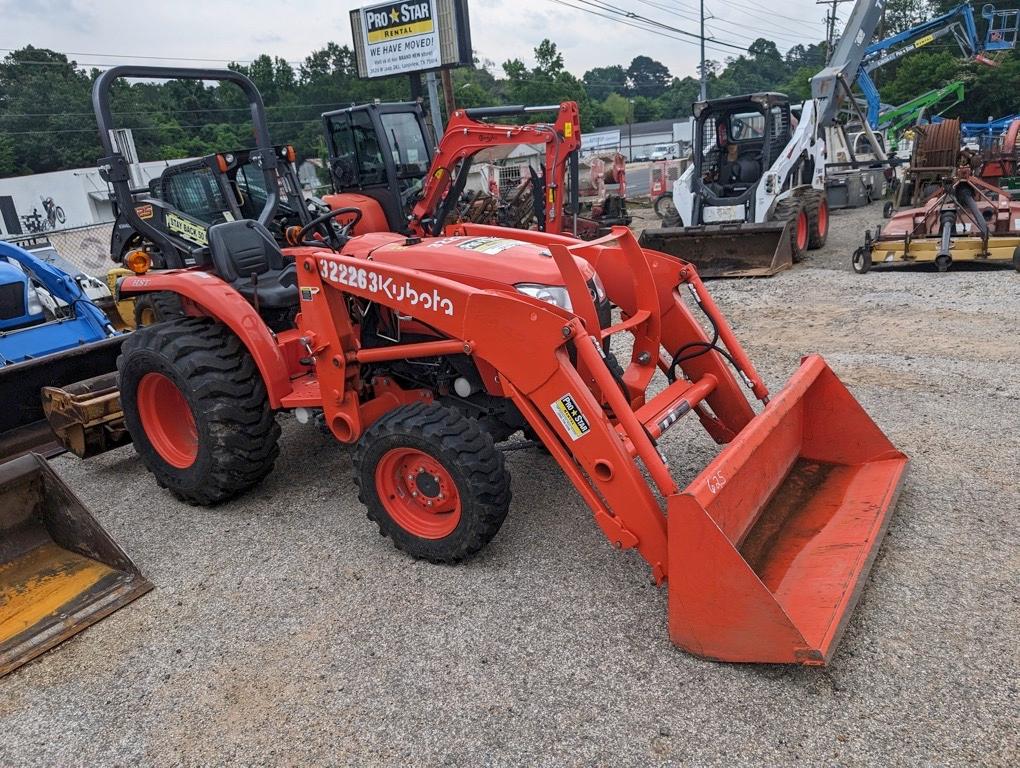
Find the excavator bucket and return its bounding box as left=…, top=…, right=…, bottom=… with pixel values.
left=667, top=356, right=907, bottom=664
left=639, top=221, right=794, bottom=278
left=0, top=454, right=152, bottom=677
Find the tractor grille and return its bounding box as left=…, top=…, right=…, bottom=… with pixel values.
left=0, top=283, right=26, bottom=321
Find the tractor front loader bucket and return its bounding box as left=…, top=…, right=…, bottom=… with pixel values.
left=667, top=356, right=907, bottom=664
left=0, top=454, right=152, bottom=677
left=0, top=335, right=124, bottom=462
left=639, top=221, right=794, bottom=278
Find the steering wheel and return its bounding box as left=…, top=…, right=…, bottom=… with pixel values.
left=296, top=207, right=363, bottom=250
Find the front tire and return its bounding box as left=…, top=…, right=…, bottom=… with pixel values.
left=851, top=247, right=872, bottom=274
left=772, top=198, right=808, bottom=263
left=799, top=190, right=829, bottom=249
left=653, top=193, right=677, bottom=220
left=354, top=403, right=511, bottom=563
left=118, top=317, right=280, bottom=505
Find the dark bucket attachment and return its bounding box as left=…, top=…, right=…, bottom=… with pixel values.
left=0, top=454, right=152, bottom=677
left=0, top=335, right=123, bottom=461
left=667, top=355, right=907, bottom=664
left=639, top=221, right=794, bottom=278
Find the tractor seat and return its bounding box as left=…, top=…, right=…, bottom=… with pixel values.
left=207, top=220, right=297, bottom=309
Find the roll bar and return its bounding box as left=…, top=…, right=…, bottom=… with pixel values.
left=92, top=66, right=280, bottom=256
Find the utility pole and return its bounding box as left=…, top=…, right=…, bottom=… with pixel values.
left=818, top=0, right=854, bottom=62
left=699, top=0, right=707, bottom=101
left=426, top=71, right=445, bottom=135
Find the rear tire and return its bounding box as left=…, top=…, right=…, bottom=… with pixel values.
left=118, top=317, right=280, bottom=505
left=133, top=291, right=184, bottom=327
left=771, top=197, right=808, bottom=263
left=799, top=189, right=829, bottom=249
left=354, top=402, right=511, bottom=563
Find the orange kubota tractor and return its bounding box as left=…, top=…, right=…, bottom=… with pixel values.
left=99, top=67, right=907, bottom=665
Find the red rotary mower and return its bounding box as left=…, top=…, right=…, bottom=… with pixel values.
left=115, top=205, right=907, bottom=664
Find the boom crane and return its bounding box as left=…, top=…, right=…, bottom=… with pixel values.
left=858, top=3, right=1019, bottom=128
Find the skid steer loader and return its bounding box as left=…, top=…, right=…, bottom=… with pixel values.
left=643, top=0, right=893, bottom=277
left=99, top=66, right=905, bottom=665
left=639, top=93, right=827, bottom=278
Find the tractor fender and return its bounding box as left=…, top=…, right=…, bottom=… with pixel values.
left=118, top=271, right=293, bottom=407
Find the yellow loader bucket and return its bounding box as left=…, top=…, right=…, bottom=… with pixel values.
left=639, top=221, right=794, bottom=278
left=0, top=454, right=151, bottom=677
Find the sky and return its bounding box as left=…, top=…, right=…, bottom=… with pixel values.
left=0, top=0, right=834, bottom=80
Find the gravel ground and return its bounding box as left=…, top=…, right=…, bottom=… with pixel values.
left=2, top=204, right=1018, bottom=767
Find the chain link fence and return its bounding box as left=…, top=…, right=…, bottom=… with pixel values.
left=2, top=223, right=115, bottom=278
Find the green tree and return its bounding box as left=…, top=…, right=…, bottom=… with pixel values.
left=626, top=56, right=671, bottom=98
left=602, top=92, right=632, bottom=124
left=582, top=65, right=627, bottom=100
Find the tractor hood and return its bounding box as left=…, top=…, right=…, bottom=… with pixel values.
left=347, top=232, right=597, bottom=288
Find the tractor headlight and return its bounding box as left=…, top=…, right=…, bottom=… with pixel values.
left=514, top=283, right=572, bottom=311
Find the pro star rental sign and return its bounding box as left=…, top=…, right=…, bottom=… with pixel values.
left=359, top=1, right=441, bottom=78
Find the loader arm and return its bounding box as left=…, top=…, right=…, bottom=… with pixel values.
left=281, top=229, right=906, bottom=664
left=409, top=103, right=581, bottom=237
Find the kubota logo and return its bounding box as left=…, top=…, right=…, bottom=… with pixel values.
left=318, top=259, right=454, bottom=316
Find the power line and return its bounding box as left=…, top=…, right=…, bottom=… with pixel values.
left=634, top=0, right=820, bottom=46
left=576, top=0, right=748, bottom=51
left=546, top=0, right=745, bottom=56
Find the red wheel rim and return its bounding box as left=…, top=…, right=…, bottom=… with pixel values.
left=796, top=210, right=809, bottom=251
left=137, top=372, right=198, bottom=469
left=375, top=448, right=462, bottom=539
left=817, top=198, right=829, bottom=237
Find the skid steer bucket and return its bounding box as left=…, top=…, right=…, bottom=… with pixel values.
left=639, top=221, right=794, bottom=278
left=0, top=454, right=152, bottom=677
left=667, top=356, right=907, bottom=664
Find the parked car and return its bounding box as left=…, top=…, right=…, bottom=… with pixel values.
left=649, top=143, right=679, bottom=161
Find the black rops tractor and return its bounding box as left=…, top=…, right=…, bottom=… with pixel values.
left=96, top=67, right=315, bottom=272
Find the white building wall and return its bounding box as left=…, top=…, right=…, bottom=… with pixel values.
left=0, top=159, right=191, bottom=237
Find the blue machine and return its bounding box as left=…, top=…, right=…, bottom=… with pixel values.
left=0, top=239, right=123, bottom=458
left=0, top=240, right=115, bottom=365
left=859, top=3, right=1020, bottom=128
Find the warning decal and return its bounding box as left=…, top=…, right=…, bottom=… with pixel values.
left=551, top=393, right=591, bottom=441
left=456, top=237, right=520, bottom=255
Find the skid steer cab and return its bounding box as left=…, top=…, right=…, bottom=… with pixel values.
left=116, top=205, right=907, bottom=665
left=641, top=93, right=829, bottom=277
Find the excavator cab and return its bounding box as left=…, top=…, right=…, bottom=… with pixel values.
left=322, top=102, right=435, bottom=234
